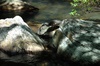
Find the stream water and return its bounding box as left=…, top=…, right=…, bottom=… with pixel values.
left=27, top=0, right=100, bottom=23
left=25, top=0, right=72, bottom=22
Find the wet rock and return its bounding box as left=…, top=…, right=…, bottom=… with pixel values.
left=37, top=20, right=61, bottom=43
left=0, top=16, right=46, bottom=61
left=52, top=29, right=72, bottom=52
left=37, top=20, right=61, bottom=36
left=0, top=0, right=39, bottom=20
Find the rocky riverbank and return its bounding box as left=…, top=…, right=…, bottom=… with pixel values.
left=0, top=16, right=100, bottom=66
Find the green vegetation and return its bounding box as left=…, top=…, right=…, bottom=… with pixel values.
left=69, top=0, right=100, bottom=18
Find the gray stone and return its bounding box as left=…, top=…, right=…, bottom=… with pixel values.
left=38, top=19, right=100, bottom=65
left=58, top=19, right=100, bottom=64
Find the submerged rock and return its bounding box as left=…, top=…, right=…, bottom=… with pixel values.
left=0, top=16, right=46, bottom=62
left=0, top=0, right=39, bottom=20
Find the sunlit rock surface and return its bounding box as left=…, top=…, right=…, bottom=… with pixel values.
left=38, top=19, right=100, bottom=65
left=58, top=19, right=100, bottom=65
left=0, top=16, right=45, bottom=61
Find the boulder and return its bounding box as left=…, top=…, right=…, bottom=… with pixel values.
left=57, top=19, right=100, bottom=65
left=0, top=16, right=46, bottom=62
left=38, top=19, right=100, bottom=65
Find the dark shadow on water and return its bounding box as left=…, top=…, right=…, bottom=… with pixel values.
left=0, top=10, right=39, bottom=22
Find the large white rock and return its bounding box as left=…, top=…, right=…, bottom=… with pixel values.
left=0, top=16, right=45, bottom=55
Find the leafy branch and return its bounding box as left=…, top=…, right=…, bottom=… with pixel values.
left=69, top=0, right=100, bottom=18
